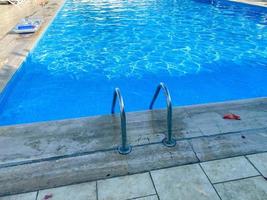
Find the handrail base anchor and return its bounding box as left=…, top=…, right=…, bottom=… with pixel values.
left=118, top=145, right=132, bottom=155
left=162, top=137, right=176, bottom=147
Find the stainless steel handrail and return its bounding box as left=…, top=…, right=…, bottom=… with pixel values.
left=149, top=82, right=176, bottom=147
left=111, top=88, right=132, bottom=155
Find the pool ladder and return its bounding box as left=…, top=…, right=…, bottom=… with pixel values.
left=111, top=82, right=176, bottom=155
left=111, top=88, right=132, bottom=155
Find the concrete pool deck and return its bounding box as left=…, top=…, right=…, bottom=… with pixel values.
left=1, top=97, right=267, bottom=196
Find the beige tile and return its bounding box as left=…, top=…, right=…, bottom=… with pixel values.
left=97, top=173, right=156, bottom=200
left=247, top=153, right=267, bottom=177
left=215, top=176, right=267, bottom=200
left=0, top=192, right=37, bottom=200
left=151, top=164, right=220, bottom=200
left=37, top=182, right=96, bottom=200
left=200, top=156, right=259, bottom=183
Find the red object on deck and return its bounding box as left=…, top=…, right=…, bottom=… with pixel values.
left=223, top=113, right=241, bottom=120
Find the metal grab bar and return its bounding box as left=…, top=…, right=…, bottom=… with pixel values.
left=149, top=82, right=176, bottom=147
left=111, top=88, right=132, bottom=155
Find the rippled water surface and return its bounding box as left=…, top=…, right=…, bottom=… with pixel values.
left=0, top=0, right=267, bottom=125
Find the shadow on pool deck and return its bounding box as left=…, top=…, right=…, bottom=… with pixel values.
left=0, top=97, right=267, bottom=196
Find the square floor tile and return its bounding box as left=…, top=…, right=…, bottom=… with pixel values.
left=151, top=164, right=220, bottom=200
left=97, top=173, right=155, bottom=200
left=0, top=192, right=37, bottom=200
left=247, top=153, right=267, bottom=177
left=37, top=182, right=96, bottom=200
left=200, top=156, right=259, bottom=183
left=215, top=176, right=267, bottom=200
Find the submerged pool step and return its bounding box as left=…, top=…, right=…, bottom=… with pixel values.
left=0, top=97, right=267, bottom=196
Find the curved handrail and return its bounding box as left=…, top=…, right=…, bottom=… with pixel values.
left=149, top=82, right=176, bottom=147
left=111, top=88, right=132, bottom=155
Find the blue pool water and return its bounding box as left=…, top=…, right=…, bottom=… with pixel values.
left=0, top=0, right=267, bottom=125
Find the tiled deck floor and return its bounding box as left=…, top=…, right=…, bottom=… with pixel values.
left=1, top=152, right=267, bottom=200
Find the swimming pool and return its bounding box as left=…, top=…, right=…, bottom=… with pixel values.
left=0, top=0, right=267, bottom=125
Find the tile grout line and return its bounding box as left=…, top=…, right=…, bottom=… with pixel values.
left=126, top=194, right=157, bottom=200
left=188, top=139, right=201, bottom=162
left=183, top=109, right=206, bottom=138
left=149, top=172, right=160, bottom=200
left=244, top=155, right=265, bottom=177
left=187, top=127, right=267, bottom=142
left=35, top=190, right=39, bottom=200
left=213, top=175, right=262, bottom=185
left=198, top=163, right=222, bottom=200
left=96, top=181, right=99, bottom=200
left=195, top=150, right=267, bottom=164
